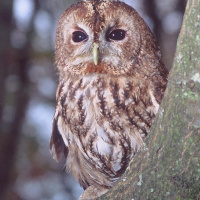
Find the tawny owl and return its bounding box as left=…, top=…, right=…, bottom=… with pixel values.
left=50, top=0, right=168, bottom=199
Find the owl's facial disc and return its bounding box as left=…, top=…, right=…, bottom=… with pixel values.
left=56, top=1, right=146, bottom=75
left=70, top=27, right=127, bottom=67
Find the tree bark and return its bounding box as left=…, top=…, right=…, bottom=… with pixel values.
left=99, top=0, right=200, bottom=199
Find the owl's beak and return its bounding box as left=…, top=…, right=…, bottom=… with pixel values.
left=93, top=43, right=99, bottom=65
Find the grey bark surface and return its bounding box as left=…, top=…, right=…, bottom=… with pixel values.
left=99, top=0, right=200, bottom=199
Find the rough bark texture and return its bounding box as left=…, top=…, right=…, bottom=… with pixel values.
left=99, top=0, right=200, bottom=199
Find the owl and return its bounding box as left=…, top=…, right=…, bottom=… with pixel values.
left=50, top=0, right=168, bottom=199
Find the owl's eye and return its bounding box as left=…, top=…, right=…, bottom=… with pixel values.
left=72, top=31, right=88, bottom=42
left=106, top=29, right=126, bottom=41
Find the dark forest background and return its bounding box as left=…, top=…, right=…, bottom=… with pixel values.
left=0, top=0, right=187, bottom=200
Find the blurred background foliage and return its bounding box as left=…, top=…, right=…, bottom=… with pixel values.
left=0, top=0, right=187, bottom=199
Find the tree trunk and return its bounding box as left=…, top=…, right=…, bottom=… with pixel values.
left=99, top=0, right=200, bottom=199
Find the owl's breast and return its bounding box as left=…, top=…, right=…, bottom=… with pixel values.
left=57, top=74, right=158, bottom=185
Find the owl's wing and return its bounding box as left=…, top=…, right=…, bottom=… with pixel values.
left=50, top=112, right=68, bottom=162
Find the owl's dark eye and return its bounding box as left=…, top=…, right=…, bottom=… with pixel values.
left=106, top=29, right=126, bottom=41
left=72, top=31, right=88, bottom=42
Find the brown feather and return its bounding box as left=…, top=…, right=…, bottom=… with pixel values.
left=50, top=1, right=168, bottom=199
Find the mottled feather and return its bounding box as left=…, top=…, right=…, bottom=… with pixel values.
left=50, top=1, right=168, bottom=199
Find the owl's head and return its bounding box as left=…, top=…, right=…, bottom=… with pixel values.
left=55, top=0, right=162, bottom=77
